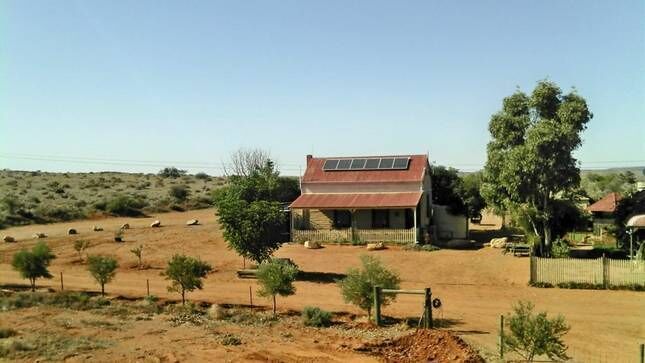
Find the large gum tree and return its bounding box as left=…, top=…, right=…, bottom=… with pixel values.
left=482, top=81, right=592, bottom=256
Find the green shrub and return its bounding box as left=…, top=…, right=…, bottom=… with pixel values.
left=164, top=255, right=213, bottom=305
left=502, top=301, right=570, bottom=362
left=256, top=259, right=299, bottom=316
left=11, top=242, right=56, bottom=291
left=550, top=239, right=570, bottom=258
left=195, top=172, right=210, bottom=180
left=0, top=328, right=17, bottom=339
left=337, top=255, right=400, bottom=320
left=87, top=255, right=119, bottom=296
left=158, top=167, right=187, bottom=178
left=301, top=306, right=332, bottom=327
left=105, top=195, right=146, bottom=216
left=169, top=185, right=190, bottom=202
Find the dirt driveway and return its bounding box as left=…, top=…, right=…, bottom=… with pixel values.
left=1, top=209, right=643, bottom=362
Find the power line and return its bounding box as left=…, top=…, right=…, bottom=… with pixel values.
left=0, top=153, right=642, bottom=172
left=0, top=153, right=303, bottom=172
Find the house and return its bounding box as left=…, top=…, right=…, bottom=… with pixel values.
left=587, top=192, right=622, bottom=233
left=289, top=154, right=466, bottom=244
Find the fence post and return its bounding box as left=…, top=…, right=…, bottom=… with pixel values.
left=373, top=286, right=381, bottom=326
left=640, top=343, right=644, bottom=363
left=249, top=286, right=253, bottom=306
left=60, top=272, right=64, bottom=292
left=602, top=255, right=609, bottom=289
left=499, top=315, right=504, bottom=359
left=424, top=287, right=432, bottom=329
left=146, top=279, right=150, bottom=296
left=529, top=256, right=536, bottom=284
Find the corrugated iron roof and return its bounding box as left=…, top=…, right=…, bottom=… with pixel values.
left=302, top=154, right=428, bottom=184
left=587, top=192, right=622, bottom=213
left=290, top=192, right=422, bottom=209
left=626, top=214, right=645, bottom=228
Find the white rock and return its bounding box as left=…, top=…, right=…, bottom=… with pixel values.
left=304, top=241, right=321, bottom=249
left=366, top=242, right=385, bottom=251
left=186, top=219, right=199, bottom=226
left=490, top=237, right=508, bottom=248
left=150, top=220, right=161, bottom=228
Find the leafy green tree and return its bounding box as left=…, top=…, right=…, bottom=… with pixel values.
left=431, top=165, right=466, bottom=215
left=502, top=301, right=570, bottom=362
left=581, top=172, right=637, bottom=200
left=73, top=239, right=90, bottom=263
left=337, top=255, right=400, bottom=320
left=256, top=259, right=299, bottom=316
left=87, top=255, right=118, bottom=296
left=458, top=172, right=487, bottom=218
left=11, top=242, right=56, bottom=291
left=164, top=254, right=213, bottom=305
left=214, top=160, right=294, bottom=264
left=430, top=167, right=486, bottom=218
left=482, top=81, right=592, bottom=255
left=169, top=185, right=190, bottom=202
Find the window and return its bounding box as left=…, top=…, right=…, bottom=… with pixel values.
left=372, top=209, right=390, bottom=228
left=333, top=210, right=351, bottom=228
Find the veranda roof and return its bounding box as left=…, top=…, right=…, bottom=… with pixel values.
left=290, top=192, right=423, bottom=209
left=626, top=214, right=645, bottom=228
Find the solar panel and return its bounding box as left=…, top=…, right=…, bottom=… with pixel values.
left=378, top=158, right=394, bottom=169
left=323, top=159, right=339, bottom=170
left=393, top=157, right=410, bottom=169
left=350, top=158, right=367, bottom=169
left=323, top=157, right=411, bottom=171
left=337, top=159, right=351, bottom=170
left=364, top=158, right=380, bottom=169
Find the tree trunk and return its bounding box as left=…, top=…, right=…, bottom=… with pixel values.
left=101, top=283, right=105, bottom=296
left=31, top=278, right=35, bottom=292
left=181, top=289, right=186, bottom=306
left=272, top=295, right=276, bottom=316
left=544, top=222, right=552, bottom=258
left=367, top=307, right=371, bottom=321
left=543, top=192, right=552, bottom=257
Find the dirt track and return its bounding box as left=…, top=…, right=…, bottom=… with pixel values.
left=1, top=209, right=644, bottom=362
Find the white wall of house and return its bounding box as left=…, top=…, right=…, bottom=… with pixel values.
left=432, top=204, right=468, bottom=239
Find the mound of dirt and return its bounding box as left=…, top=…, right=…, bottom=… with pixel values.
left=361, top=329, right=484, bottom=363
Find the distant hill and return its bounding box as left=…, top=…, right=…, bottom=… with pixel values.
left=581, top=167, right=645, bottom=180
left=0, top=170, right=226, bottom=229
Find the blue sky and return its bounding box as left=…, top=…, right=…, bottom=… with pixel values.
left=1, top=1, right=643, bottom=175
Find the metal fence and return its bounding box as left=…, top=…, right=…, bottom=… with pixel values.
left=530, top=256, right=645, bottom=287
left=292, top=228, right=415, bottom=244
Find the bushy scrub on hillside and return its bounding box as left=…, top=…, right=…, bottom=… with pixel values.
left=104, top=195, right=147, bottom=216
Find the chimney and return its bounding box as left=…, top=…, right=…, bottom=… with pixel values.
left=306, top=154, right=313, bottom=163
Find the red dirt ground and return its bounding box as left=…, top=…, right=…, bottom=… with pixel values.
left=1, top=209, right=644, bottom=362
